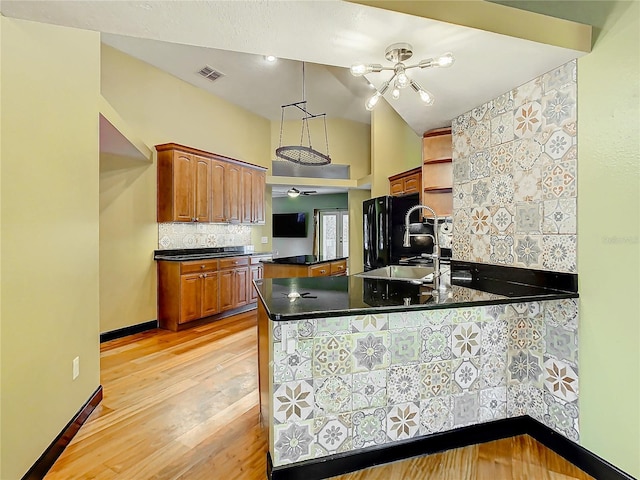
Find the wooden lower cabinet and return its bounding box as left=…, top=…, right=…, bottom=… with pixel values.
left=158, top=254, right=268, bottom=331
left=262, top=258, right=348, bottom=279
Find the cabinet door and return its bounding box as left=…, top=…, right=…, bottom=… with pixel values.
left=219, top=269, right=235, bottom=311
left=403, top=173, right=421, bottom=194
left=211, top=160, right=226, bottom=223
left=235, top=267, right=249, bottom=308
left=252, top=170, right=266, bottom=224
left=241, top=167, right=254, bottom=224
left=179, top=273, right=201, bottom=323
left=195, top=155, right=211, bottom=222
left=390, top=178, right=404, bottom=196
left=173, top=152, right=195, bottom=222
left=201, top=271, right=220, bottom=317
left=249, top=265, right=262, bottom=303
left=225, top=164, right=242, bottom=223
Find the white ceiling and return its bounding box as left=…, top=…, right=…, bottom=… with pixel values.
left=0, top=0, right=587, bottom=137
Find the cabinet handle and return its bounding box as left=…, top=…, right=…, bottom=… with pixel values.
left=320, top=269, right=326, bottom=274
left=199, top=274, right=204, bottom=278
left=201, top=265, right=206, bottom=269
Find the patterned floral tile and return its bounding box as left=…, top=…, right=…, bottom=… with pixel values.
left=469, top=234, right=491, bottom=264
left=420, top=324, right=453, bottom=362
left=450, top=308, right=482, bottom=324
left=314, top=375, right=352, bottom=415
left=507, top=350, right=543, bottom=385
left=352, top=332, right=390, bottom=372
left=274, top=380, right=314, bottom=424
left=490, top=92, right=514, bottom=118
left=420, top=397, right=453, bottom=435
left=508, top=314, right=544, bottom=353
left=316, top=317, right=351, bottom=336
left=470, top=120, right=491, bottom=150
left=470, top=207, right=491, bottom=235
left=353, top=371, right=387, bottom=409
left=388, top=311, right=423, bottom=330
left=507, top=383, right=544, bottom=418
left=481, top=319, right=508, bottom=356
left=297, top=319, right=317, bottom=339
left=513, top=136, right=543, bottom=171
left=274, top=420, right=314, bottom=465
left=543, top=128, right=575, bottom=161
left=470, top=150, right=491, bottom=179
left=542, top=235, right=577, bottom=273
left=490, top=174, right=515, bottom=205
left=452, top=182, right=473, bottom=209
left=512, top=77, right=543, bottom=108
left=489, top=142, right=514, bottom=175
left=514, top=101, right=542, bottom=139
left=542, top=159, right=577, bottom=200
left=388, top=364, right=421, bottom=404
left=483, top=304, right=507, bottom=321
left=514, top=235, right=543, bottom=268
left=544, top=299, right=578, bottom=330
left=451, top=323, right=482, bottom=358
left=491, top=112, right=515, bottom=146
left=472, top=104, right=491, bottom=122
left=489, top=205, right=515, bottom=235
left=421, top=360, right=452, bottom=397
left=481, top=354, right=507, bottom=388
left=490, top=235, right=515, bottom=264
left=453, top=392, right=480, bottom=428
left=351, top=314, right=388, bottom=332
left=543, top=198, right=577, bottom=234
left=387, top=402, right=420, bottom=441
left=545, top=324, right=578, bottom=366
left=453, top=130, right=471, bottom=158
left=543, top=392, right=579, bottom=441
left=543, top=357, right=578, bottom=402
left=453, top=156, right=471, bottom=184
left=312, top=335, right=352, bottom=377
left=452, top=233, right=470, bottom=262
left=313, top=414, right=352, bottom=457
left=389, top=329, right=420, bottom=365
left=157, top=222, right=252, bottom=250
left=453, top=208, right=472, bottom=237
left=479, top=386, right=507, bottom=421
left=542, top=61, right=575, bottom=94
left=352, top=407, right=387, bottom=448
left=513, top=168, right=543, bottom=203
left=418, top=308, right=455, bottom=326
left=452, top=357, right=482, bottom=393
left=470, top=179, right=491, bottom=205
left=542, top=85, right=576, bottom=130
left=515, top=203, right=542, bottom=234
left=274, top=339, right=313, bottom=383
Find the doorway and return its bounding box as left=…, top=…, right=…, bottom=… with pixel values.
left=317, top=209, right=349, bottom=258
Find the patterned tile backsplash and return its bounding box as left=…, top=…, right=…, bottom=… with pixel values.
left=271, top=300, right=580, bottom=466
left=157, top=222, right=252, bottom=249
left=452, top=60, right=577, bottom=273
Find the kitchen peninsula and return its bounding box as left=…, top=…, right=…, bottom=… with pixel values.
left=255, top=261, right=580, bottom=479
left=262, top=255, right=347, bottom=279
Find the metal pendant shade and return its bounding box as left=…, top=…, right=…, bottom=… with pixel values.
left=275, top=62, right=331, bottom=166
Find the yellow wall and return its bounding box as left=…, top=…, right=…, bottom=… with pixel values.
left=99, top=45, right=272, bottom=333
left=575, top=1, right=639, bottom=476
left=0, top=18, right=101, bottom=480
left=370, top=99, right=422, bottom=198
left=271, top=117, right=371, bottom=179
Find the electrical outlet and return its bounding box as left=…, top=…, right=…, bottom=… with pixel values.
left=261, top=236, right=268, bottom=244
left=72, top=356, right=80, bottom=380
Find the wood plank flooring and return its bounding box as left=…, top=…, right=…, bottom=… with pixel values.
left=44, top=311, right=593, bottom=480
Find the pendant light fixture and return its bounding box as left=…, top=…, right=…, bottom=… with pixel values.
left=351, top=43, right=454, bottom=110
left=275, top=62, right=331, bottom=166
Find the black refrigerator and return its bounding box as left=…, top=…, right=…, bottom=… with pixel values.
left=363, top=193, right=431, bottom=271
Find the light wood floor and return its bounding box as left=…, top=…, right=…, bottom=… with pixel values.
left=45, top=311, right=593, bottom=480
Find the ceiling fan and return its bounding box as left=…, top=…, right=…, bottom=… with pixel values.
left=287, top=187, right=317, bottom=198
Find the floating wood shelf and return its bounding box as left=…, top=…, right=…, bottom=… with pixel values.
left=424, top=186, right=453, bottom=193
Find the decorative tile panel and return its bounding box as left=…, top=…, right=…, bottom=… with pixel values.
left=452, top=60, right=577, bottom=273
left=312, top=336, right=351, bottom=377
left=157, top=222, right=251, bottom=249
left=352, top=408, right=387, bottom=448
left=388, top=364, right=421, bottom=404
left=314, top=375, right=352, bottom=415
left=274, top=380, right=314, bottom=424
left=274, top=421, right=314, bottom=465
left=352, top=332, right=390, bottom=372
left=353, top=371, right=387, bottom=409
left=313, top=414, right=352, bottom=457
left=420, top=397, right=453, bottom=435
left=387, top=402, right=420, bottom=441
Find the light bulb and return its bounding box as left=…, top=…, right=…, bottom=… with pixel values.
left=365, top=91, right=382, bottom=111
left=287, top=187, right=301, bottom=198
left=418, top=89, right=434, bottom=105
left=396, top=72, right=409, bottom=88
left=391, top=87, right=400, bottom=100
left=436, top=52, right=454, bottom=68
left=264, top=55, right=277, bottom=63
left=350, top=64, right=367, bottom=76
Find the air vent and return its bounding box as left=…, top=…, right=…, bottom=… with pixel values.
left=197, top=65, right=224, bottom=82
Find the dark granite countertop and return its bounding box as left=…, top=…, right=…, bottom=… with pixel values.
left=254, top=262, right=578, bottom=321
left=264, top=255, right=348, bottom=266
left=154, top=247, right=272, bottom=261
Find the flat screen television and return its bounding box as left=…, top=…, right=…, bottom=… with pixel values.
left=273, top=212, right=307, bottom=238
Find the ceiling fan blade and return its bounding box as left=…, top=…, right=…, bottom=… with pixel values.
left=302, top=190, right=317, bottom=195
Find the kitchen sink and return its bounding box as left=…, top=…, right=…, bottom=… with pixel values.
left=355, top=265, right=435, bottom=283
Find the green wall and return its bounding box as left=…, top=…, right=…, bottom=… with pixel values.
left=496, top=1, right=640, bottom=476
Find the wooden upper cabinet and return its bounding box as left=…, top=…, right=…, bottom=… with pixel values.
left=389, top=167, right=422, bottom=200
left=156, top=143, right=266, bottom=224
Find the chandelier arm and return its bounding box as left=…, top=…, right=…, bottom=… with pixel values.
left=322, top=114, right=330, bottom=156
left=278, top=106, right=285, bottom=149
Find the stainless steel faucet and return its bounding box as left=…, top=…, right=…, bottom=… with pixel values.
left=403, top=205, right=443, bottom=292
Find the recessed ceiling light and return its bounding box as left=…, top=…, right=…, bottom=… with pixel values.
left=264, top=55, right=277, bottom=63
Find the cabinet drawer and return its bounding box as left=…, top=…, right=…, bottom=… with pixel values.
left=309, top=263, right=331, bottom=277
left=180, top=259, right=219, bottom=274
left=250, top=255, right=272, bottom=265
left=219, top=256, right=249, bottom=269
left=330, top=260, right=347, bottom=275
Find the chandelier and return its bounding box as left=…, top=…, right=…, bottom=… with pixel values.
left=350, top=43, right=454, bottom=111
